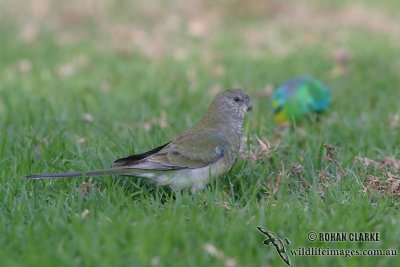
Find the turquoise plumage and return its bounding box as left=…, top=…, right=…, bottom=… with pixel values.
left=272, top=76, right=331, bottom=123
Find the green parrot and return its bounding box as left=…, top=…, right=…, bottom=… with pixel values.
left=272, top=76, right=331, bottom=123
left=26, top=89, right=253, bottom=192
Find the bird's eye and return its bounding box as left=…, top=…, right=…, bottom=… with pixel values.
left=233, top=96, right=241, bottom=102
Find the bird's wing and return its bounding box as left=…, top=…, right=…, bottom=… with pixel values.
left=115, top=128, right=228, bottom=170
left=112, top=142, right=171, bottom=167
left=149, top=128, right=228, bottom=169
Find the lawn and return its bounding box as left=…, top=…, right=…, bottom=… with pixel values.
left=1, top=0, right=399, bottom=266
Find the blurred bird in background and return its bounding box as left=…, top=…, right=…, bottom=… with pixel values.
left=272, top=76, right=331, bottom=124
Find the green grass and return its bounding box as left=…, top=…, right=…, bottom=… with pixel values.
left=1, top=1, right=400, bottom=266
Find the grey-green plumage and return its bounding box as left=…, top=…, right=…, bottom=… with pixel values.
left=26, top=89, right=253, bottom=192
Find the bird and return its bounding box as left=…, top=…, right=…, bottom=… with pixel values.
left=26, top=89, right=253, bottom=192
left=271, top=76, right=331, bottom=124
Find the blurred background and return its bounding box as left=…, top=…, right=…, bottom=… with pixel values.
left=2, top=0, right=399, bottom=88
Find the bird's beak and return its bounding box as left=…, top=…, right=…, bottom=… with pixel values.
left=246, top=99, right=253, bottom=112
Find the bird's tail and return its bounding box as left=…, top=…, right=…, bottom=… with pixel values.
left=25, top=167, right=129, bottom=179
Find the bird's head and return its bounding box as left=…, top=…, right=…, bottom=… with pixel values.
left=208, top=89, right=253, bottom=122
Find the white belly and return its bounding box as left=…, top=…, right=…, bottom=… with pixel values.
left=139, top=159, right=229, bottom=192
